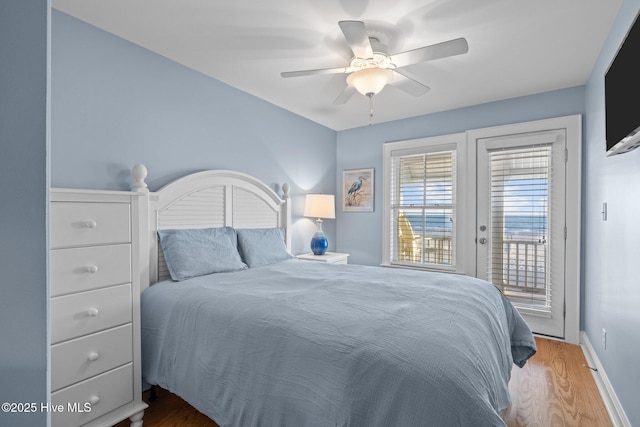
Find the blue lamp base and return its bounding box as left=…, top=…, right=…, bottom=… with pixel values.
left=310, top=218, right=328, bottom=255
left=310, top=231, right=329, bottom=255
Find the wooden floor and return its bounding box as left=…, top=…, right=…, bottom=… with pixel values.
left=505, top=337, right=612, bottom=427
left=118, top=337, right=612, bottom=427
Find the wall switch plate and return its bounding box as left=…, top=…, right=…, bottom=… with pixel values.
left=602, top=328, right=607, bottom=349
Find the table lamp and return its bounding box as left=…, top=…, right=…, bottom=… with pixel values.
left=303, top=194, right=335, bottom=255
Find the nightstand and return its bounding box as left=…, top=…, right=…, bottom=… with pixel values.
left=297, top=252, right=349, bottom=264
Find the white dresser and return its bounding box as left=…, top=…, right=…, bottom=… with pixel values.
left=50, top=189, right=147, bottom=427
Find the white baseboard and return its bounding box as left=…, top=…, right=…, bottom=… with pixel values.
left=580, top=331, right=631, bottom=427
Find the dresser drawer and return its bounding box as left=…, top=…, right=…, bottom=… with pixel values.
left=51, top=284, right=132, bottom=344
left=51, top=324, right=133, bottom=392
left=50, top=202, right=130, bottom=249
left=51, top=244, right=131, bottom=297
left=51, top=363, right=133, bottom=427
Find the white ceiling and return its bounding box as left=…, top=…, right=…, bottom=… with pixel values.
left=53, top=0, right=623, bottom=131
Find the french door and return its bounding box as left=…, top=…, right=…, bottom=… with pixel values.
left=384, top=116, right=581, bottom=342
left=475, top=130, right=567, bottom=338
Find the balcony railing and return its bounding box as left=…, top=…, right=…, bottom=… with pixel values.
left=397, top=234, right=453, bottom=265
left=497, top=239, right=547, bottom=289
left=396, top=234, right=548, bottom=302
left=495, top=239, right=548, bottom=308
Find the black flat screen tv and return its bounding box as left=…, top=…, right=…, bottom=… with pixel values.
left=605, top=11, right=640, bottom=156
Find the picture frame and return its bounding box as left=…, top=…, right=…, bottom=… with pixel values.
left=343, top=168, right=374, bottom=212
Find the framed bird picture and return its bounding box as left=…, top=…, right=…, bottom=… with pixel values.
left=343, top=168, right=374, bottom=212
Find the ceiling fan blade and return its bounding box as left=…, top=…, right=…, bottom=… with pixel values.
left=332, top=85, right=357, bottom=105
left=338, top=20, right=373, bottom=59
left=392, top=69, right=431, bottom=97
left=392, top=38, right=468, bottom=68
left=281, top=66, right=349, bottom=78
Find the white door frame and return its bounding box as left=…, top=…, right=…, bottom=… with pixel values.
left=465, top=115, right=582, bottom=344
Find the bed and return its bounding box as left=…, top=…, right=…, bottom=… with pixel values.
left=131, top=165, right=536, bottom=427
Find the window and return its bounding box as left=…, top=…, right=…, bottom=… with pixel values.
left=383, top=134, right=466, bottom=273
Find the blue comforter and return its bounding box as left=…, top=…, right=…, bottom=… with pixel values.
left=141, top=260, right=536, bottom=427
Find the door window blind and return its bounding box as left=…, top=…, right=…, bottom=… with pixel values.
left=487, top=144, right=553, bottom=311
left=389, top=150, right=456, bottom=268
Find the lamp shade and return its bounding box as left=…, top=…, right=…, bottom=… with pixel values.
left=304, top=194, right=335, bottom=219
left=346, top=68, right=393, bottom=96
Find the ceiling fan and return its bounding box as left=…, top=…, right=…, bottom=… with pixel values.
left=281, top=20, right=469, bottom=105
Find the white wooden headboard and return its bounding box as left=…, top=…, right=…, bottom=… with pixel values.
left=131, top=164, right=291, bottom=290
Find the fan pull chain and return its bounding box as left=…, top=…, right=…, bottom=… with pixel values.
left=368, top=93, right=374, bottom=125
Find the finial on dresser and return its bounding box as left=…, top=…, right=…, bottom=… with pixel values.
left=131, top=163, right=149, bottom=193
left=282, top=183, right=290, bottom=200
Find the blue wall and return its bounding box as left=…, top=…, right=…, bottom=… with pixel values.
left=335, top=87, right=585, bottom=265
left=584, top=0, right=640, bottom=424
left=51, top=11, right=337, bottom=255
left=0, top=1, right=50, bottom=426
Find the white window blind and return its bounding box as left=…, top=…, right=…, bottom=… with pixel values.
left=487, top=144, right=553, bottom=312
left=389, top=150, right=456, bottom=269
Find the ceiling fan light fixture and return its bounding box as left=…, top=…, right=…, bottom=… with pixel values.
left=346, top=68, right=393, bottom=97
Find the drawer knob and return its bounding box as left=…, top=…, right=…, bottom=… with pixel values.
left=82, top=220, right=98, bottom=229
left=88, top=351, right=100, bottom=362
left=86, top=265, right=99, bottom=274
left=86, top=307, right=100, bottom=317
left=89, top=395, right=100, bottom=405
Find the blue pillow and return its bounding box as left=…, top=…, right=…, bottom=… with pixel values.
left=236, top=228, right=293, bottom=268
left=157, top=227, right=247, bottom=281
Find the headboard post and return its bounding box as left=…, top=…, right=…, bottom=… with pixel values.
left=282, top=183, right=292, bottom=251
left=131, top=163, right=151, bottom=292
